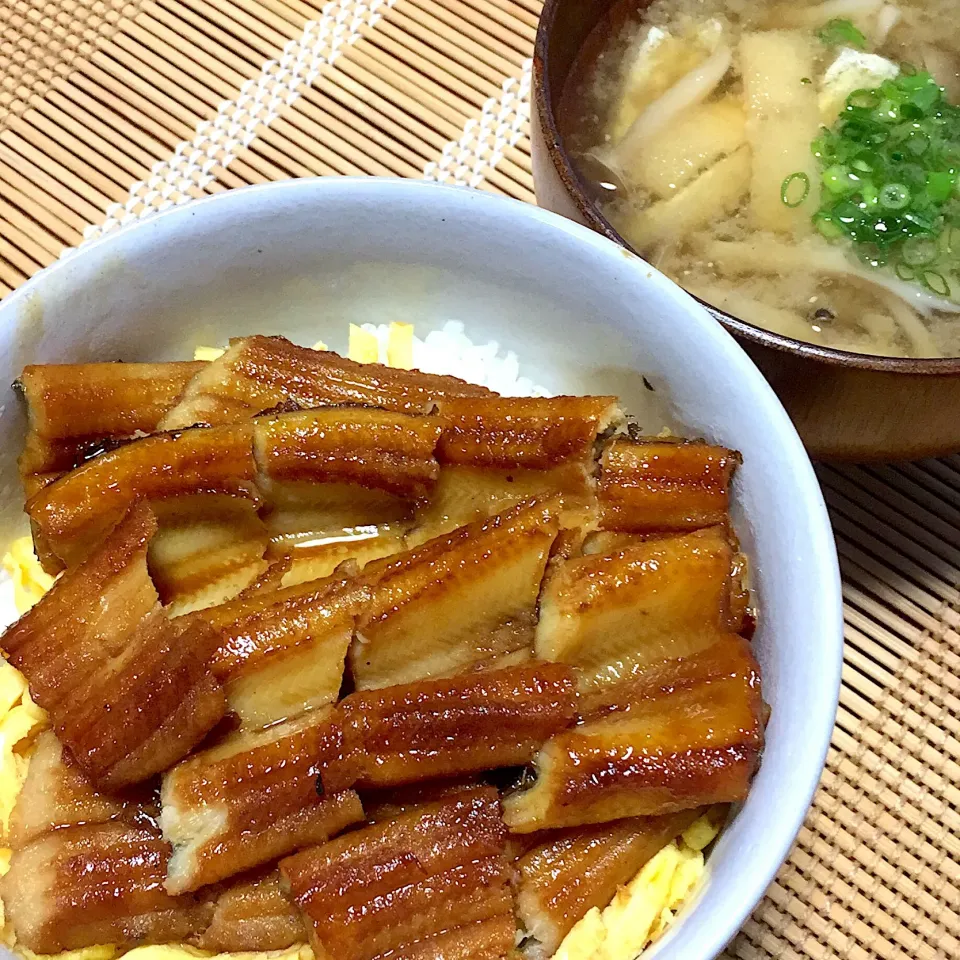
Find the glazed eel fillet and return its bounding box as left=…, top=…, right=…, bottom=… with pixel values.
left=26, top=422, right=258, bottom=572
left=515, top=810, right=702, bottom=958
left=3, top=733, right=208, bottom=952
left=1, top=505, right=226, bottom=789
left=504, top=636, right=765, bottom=831
left=196, top=870, right=305, bottom=952
left=4, top=732, right=310, bottom=954
left=413, top=395, right=623, bottom=541
left=195, top=498, right=568, bottom=729
left=264, top=526, right=409, bottom=590
left=149, top=493, right=272, bottom=615
left=234, top=396, right=624, bottom=589
left=535, top=526, right=748, bottom=691
left=159, top=335, right=492, bottom=429
left=16, top=361, right=205, bottom=498
left=279, top=786, right=515, bottom=960
left=199, top=572, right=369, bottom=728
left=211, top=405, right=446, bottom=585
left=8, top=730, right=145, bottom=850
left=351, top=497, right=561, bottom=689
left=339, top=661, right=578, bottom=788
left=597, top=439, right=740, bottom=532
left=361, top=778, right=490, bottom=822
left=255, top=406, right=445, bottom=548
left=27, top=407, right=446, bottom=610
left=371, top=916, right=519, bottom=960
left=160, top=707, right=364, bottom=894
left=1, top=822, right=211, bottom=953
left=196, top=798, right=518, bottom=953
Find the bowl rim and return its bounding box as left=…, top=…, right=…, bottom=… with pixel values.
left=533, top=0, right=960, bottom=375
left=0, top=176, right=844, bottom=960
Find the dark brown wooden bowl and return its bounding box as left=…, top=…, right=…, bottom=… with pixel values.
left=532, top=0, right=960, bottom=461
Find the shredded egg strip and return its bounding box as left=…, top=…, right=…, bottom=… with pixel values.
left=2, top=328, right=711, bottom=960
left=193, top=324, right=415, bottom=367
left=0, top=657, right=49, bottom=948
left=552, top=814, right=720, bottom=960
left=2, top=538, right=54, bottom=616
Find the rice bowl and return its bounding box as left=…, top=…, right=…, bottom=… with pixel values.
left=0, top=178, right=842, bottom=960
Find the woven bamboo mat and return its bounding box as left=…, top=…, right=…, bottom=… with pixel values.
left=1, top=2, right=958, bottom=958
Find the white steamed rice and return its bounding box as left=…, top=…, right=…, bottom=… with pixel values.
left=354, top=321, right=551, bottom=397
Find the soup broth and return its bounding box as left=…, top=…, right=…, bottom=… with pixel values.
left=560, top=0, right=960, bottom=358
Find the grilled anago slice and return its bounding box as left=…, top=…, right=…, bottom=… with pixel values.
left=580, top=524, right=722, bottom=556
left=159, top=335, right=492, bottom=429
left=279, top=787, right=513, bottom=960
left=435, top=395, right=622, bottom=468
left=409, top=464, right=589, bottom=550
left=578, top=632, right=764, bottom=720
left=150, top=494, right=271, bottom=615
left=199, top=573, right=369, bottom=728
left=255, top=407, right=445, bottom=550
left=8, top=731, right=144, bottom=850
left=194, top=870, right=304, bottom=952
left=26, top=421, right=257, bottom=571
left=361, top=778, right=489, bottom=823
left=535, top=526, right=748, bottom=691
left=1, top=821, right=211, bottom=953
left=16, top=361, right=205, bottom=498
left=598, top=438, right=740, bottom=532
left=274, top=525, right=409, bottom=587
left=515, top=811, right=701, bottom=958
left=17, top=360, right=206, bottom=444
left=161, top=706, right=363, bottom=894
left=51, top=611, right=225, bottom=790
left=413, top=395, right=623, bottom=541
left=503, top=637, right=765, bottom=831
left=1, top=505, right=226, bottom=789
left=339, top=662, right=578, bottom=788
left=256, top=406, right=444, bottom=493
left=373, top=915, right=519, bottom=960
left=351, top=498, right=561, bottom=690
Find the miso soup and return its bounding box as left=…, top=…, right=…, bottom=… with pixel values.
left=561, top=0, right=960, bottom=358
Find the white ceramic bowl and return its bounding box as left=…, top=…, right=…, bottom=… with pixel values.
left=0, top=179, right=842, bottom=960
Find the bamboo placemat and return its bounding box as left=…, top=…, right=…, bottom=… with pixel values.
left=1, top=2, right=958, bottom=958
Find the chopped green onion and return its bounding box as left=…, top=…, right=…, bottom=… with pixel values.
left=906, top=132, right=930, bottom=155
left=856, top=243, right=886, bottom=268
left=895, top=262, right=916, bottom=281
left=923, top=270, right=951, bottom=295
left=833, top=200, right=860, bottom=224
left=848, top=89, right=880, bottom=110
left=902, top=236, right=938, bottom=265
left=808, top=65, right=960, bottom=299
left=815, top=212, right=845, bottom=239
left=817, top=18, right=866, bottom=48
left=927, top=170, right=956, bottom=202
left=879, top=182, right=910, bottom=209
left=876, top=97, right=901, bottom=121
left=801, top=77, right=812, bottom=84
left=900, top=102, right=924, bottom=122
left=860, top=179, right=880, bottom=207
left=781, top=172, right=811, bottom=207
left=940, top=226, right=960, bottom=257
left=822, top=164, right=858, bottom=194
